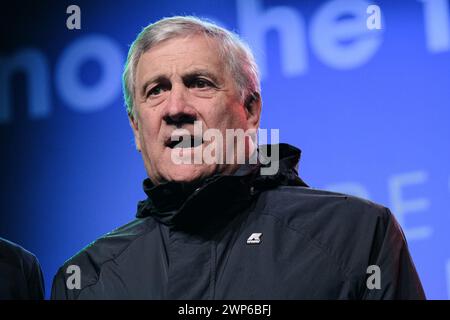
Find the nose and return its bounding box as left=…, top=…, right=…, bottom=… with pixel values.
left=162, top=84, right=197, bottom=126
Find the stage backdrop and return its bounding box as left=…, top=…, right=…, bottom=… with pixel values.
left=1, top=0, right=449, bottom=299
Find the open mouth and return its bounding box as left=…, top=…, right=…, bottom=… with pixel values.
left=165, top=135, right=204, bottom=149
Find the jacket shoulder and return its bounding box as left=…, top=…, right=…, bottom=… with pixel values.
left=51, top=217, right=156, bottom=299
left=258, top=185, right=389, bottom=223
left=256, top=186, right=394, bottom=276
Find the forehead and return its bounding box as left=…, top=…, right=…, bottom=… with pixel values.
left=135, top=34, right=226, bottom=81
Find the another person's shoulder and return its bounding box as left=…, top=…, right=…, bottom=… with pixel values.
left=51, top=217, right=155, bottom=299
left=1, top=237, right=33, bottom=265
left=0, top=238, right=43, bottom=279
left=0, top=238, right=45, bottom=300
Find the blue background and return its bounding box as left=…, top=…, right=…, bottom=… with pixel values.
left=0, top=0, right=449, bottom=299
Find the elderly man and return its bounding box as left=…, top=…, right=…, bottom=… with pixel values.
left=51, top=16, right=425, bottom=299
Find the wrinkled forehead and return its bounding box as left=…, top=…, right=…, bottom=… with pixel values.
left=135, top=34, right=228, bottom=82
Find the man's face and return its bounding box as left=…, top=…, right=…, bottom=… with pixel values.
left=130, top=35, right=260, bottom=185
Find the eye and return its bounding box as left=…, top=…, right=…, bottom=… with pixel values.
left=146, top=85, right=166, bottom=98
left=191, top=78, right=213, bottom=89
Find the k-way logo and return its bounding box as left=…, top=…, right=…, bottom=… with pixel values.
left=247, top=233, right=263, bottom=244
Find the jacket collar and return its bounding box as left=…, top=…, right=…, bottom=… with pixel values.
left=136, top=143, right=308, bottom=231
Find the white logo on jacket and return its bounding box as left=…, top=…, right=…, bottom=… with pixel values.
left=247, top=233, right=263, bottom=244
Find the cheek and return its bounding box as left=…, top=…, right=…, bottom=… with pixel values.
left=220, top=106, right=247, bottom=129
left=201, top=98, right=246, bottom=128
left=137, top=114, right=161, bottom=148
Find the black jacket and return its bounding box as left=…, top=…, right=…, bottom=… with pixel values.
left=51, top=144, right=425, bottom=299
left=0, top=238, right=45, bottom=300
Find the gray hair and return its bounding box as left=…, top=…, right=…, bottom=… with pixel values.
left=122, top=16, right=261, bottom=117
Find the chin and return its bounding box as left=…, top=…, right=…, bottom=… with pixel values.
left=164, top=164, right=215, bottom=183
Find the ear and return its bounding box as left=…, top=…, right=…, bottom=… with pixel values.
left=244, top=92, right=262, bottom=129
left=128, top=114, right=142, bottom=152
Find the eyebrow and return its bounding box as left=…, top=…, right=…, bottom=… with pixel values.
left=140, top=69, right=221, bottom=97
left=183, top=69, right=220, bottom=85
